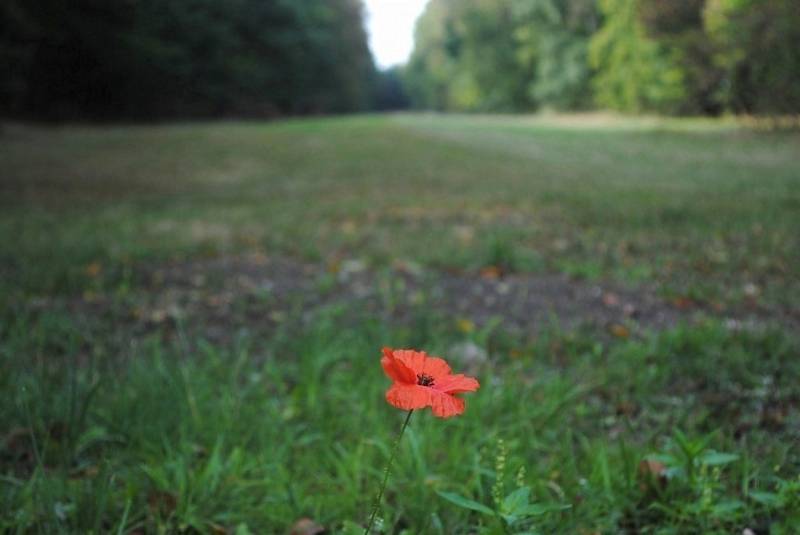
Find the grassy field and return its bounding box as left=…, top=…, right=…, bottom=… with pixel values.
left=1, top=114, right=799, bottom=533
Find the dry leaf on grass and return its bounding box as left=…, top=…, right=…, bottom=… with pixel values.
left=289, top=518, right=325, bottom=535
left=609, top=324, right=630, bottom=338
left=638, top=459, right=667, bottom=490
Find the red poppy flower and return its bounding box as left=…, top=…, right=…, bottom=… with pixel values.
left=381, top=347, right=480, bottom=418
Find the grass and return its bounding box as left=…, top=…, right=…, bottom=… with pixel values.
left=3, top=306, right=799, bottom=533
left=1, top=113, right=799, bottom=533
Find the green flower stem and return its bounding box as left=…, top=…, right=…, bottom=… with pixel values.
left=365, top=409, right=414, bottom=534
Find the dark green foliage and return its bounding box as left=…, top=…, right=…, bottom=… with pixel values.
left=373, top=67, right=410, bottom=110
left=705, top=0, right=800, bottom=115
left=0, top=0, right=137, bottom=119
left=0, top=0, right=375, bottom=120
left=636, top=0, right=722, bottom=115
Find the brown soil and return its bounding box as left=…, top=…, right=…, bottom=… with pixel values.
left=47, top=253, right=794, bottom=349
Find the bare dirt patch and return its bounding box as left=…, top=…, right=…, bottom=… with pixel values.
left=45, top=253, right=793, bottom=349
left=25, top=252, right=796, bottom=358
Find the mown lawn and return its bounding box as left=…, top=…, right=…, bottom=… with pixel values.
left=1, top=114, right=799, bottom=533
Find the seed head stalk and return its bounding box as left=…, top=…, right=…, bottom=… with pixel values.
left=365, top=409, right=414, bottom=534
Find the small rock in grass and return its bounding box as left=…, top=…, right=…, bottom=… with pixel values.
left=337, top=259, right=366, bottom=282
left=448, top=341, right=488, bottom=372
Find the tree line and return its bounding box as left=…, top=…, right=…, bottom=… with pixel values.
left=0, top=0, right=378, bottom=120
left=3, top=0, right=797, bottom=120
left=404, top=0, right=800, bottom=115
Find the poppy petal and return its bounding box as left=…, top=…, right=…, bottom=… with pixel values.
left=392, top=349, right=452, bottom=379
left=429, top=389, right=466, bottom=418
left=433, top=374, right=480, bottom=394
left=381, top=348, right=416, bottom=383
left=385, top=383, right=431, bottom=411
left=392, top=349, right=427, bottom=375
left=421, top=355, right=452, bottom=379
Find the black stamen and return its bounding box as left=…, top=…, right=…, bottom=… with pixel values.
left=417, top=373, right=435, bottom=386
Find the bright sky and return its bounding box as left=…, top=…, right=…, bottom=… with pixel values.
left=363, top=0, right=429, bottom=69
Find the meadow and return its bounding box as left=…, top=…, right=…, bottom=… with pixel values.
left=1, top=114, right=799, bottom=533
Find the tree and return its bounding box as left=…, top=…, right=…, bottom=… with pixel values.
left=639, top=0, right=723, bottom=114
left=705, top=0, right=800, bottom=114
left=513, top=0, right=599, bottom=110
left=589, top=0, right=686, bottom=113
left=404, top=0, right=457, bottom=110
left=374, top=67, right=410, bottom=110
left=405, top=0, right=535, bottom=112
left=0, top=0, right=376, bottom=120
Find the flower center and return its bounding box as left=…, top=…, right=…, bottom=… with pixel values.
left=417, top=373, right=435, bottom=387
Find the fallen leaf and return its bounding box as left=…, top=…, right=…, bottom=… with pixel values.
left=147, top=491, right=177, bottom=517
left=289, top=518, right=325, bottom=535
left=326, top=259, right=342, bottom=275
left=480, top=266, right=502, bottom=279
left=638, top=459, right=667, bottom=490
left=391, top=259, right=422, bottom=276
left=85, top=262, right=102, bottom=277
left=602, top=292, right=620, bottom=306
left=1, top=427, right=34, bottom=463
left=616, top=401, right=638, bottom=417
left=609, top=324, right=629, bottom=338
left=671, top=296, right=695, bottom=310
left=69, top=464, right=100, bottom=480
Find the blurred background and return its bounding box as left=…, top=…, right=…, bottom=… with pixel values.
left=2, top=0, right=799, bottom=120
